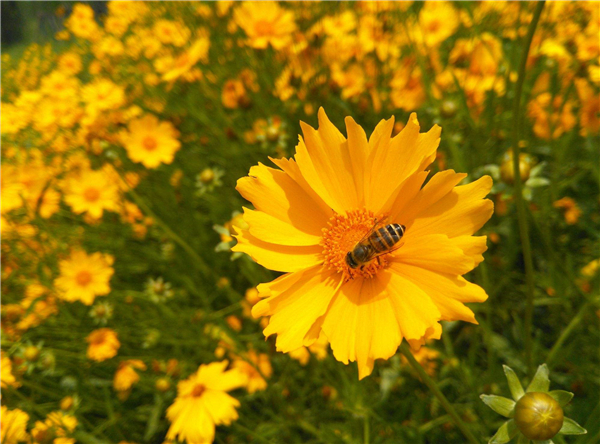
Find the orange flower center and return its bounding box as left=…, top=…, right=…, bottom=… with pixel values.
left=143, top=136, right=158, bottom=151
left=191, top=383, right=206, bottom=397
left=76, top=270, right=93, bottom=287
left=83, top=187, right=100, bottom=202
left=255, top=20, right=275, bottom=36
left=321, top=209, right=390, bottom=281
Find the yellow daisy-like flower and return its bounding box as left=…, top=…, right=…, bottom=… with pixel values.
left=120, top=115, right=181, bottom=169
left=1, top=406, right=29, bottom=444
left=166, top=361, right=247, bottom=444
left=114, top=359, right=146, bottom=393
left=234, top=2, right=297, bottom=50
left=1, top=352, right=20, bottom=388
left=63, top=169, right=120, bottom=219
left=162, top=38, right=210, bottom=82
left=86, top=328, right=120, bottom=362
left=234, top=109, right=493, bottom=379
left=54, top=250, right=114, bottom=305
left=232, top=349, right=272, bottom=394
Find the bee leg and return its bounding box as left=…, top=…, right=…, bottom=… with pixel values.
left=376, top=257, right=381, bottom=265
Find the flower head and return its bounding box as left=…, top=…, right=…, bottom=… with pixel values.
left=62, top=169, right=121, bottom=219
left=166, top=361, right=247, bottom=444
left=232, top=350, right=272, bottom=393
left=1, top=406, right=29, bottom=444
left=481, top=364, right=587, bottom=443
left=234, top=108, right=493, bottom=379
left=234, top=2, right=297, bottom=50
left=120, top=114, right=181, bottom=169
left=54, top=250, right=114, bottom=305
left=86, top=328, right=120, bottom=361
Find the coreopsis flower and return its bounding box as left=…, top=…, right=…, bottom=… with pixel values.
left=417, top=1, right=459, bottom=47
left=62, top=169, right=120, bottom=219
left=165, top=361, right=247, bottom=444
left=30, top=411, right=77, bottom=444
left=114, top=359, right=146, bottom=393
left=162, top=38, right=210, bottom=82
left=1, top=352, right=20, bottom=388
left=553, top=197, right=582, bottom=225
left=120, top=114, right=181, bottom=168
left=234, top=108, right=493, bottom=379
left=86, top=328, right=120, bottom=361
left=54, top=250, right=114, bottom=305
left=232, top=350, right=272, bottom=393
left=482, top=364, right=586, bottom=443
left=0, top=406, right=29, bottom=444
left=234, top=2, right=297, bottom=50
left=290, top=331, right=329, bottom=365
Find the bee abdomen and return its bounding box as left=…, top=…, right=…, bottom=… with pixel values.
left=369, top=224, right=405, bottom=252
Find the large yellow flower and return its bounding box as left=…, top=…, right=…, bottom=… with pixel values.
left=166, top=361, right=247, bottom=444
left=1, top=406, right=29, bottom=444
left=54, top=250, right=114, bottom=305
left=120, top=115, right=181, bottom=168
left=233, top=109, right=493, bottom=379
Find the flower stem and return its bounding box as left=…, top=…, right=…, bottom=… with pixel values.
left=399, top=342, right=479, bottom=444
left=510, top=0, right=546, bottom=377
left=546, top=301, right=590, bottom=368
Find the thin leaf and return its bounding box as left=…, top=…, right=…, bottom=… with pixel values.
left=548, top=390, right=573, bottom=407
left=504, top=365, right=525, bottom=401
left=516, top=433, right=530, bottom=444
left=481, top=395, right=516, bottom=418
left=526, top=364, right=550, bottom=393
left=560, top=417, right=587, bottom=435
left=525, top=177, right=550, bottom=188
left=489, top=419, right=518, bottom=444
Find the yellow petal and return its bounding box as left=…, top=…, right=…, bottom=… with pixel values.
left=380, top=170, right=429, bottom=221
left=260, top=267, right=342, bottom=353
left=385, top=270, right=442, bottom=340
left=321, top=276, right=402, bottom=379
left=392, top=233, right=476, bottom=275
left=409, top=175, right=494, bottom=238
left=391, top=263, right=487, bottom=324
left=243, top=208, right=322, bottom=246
left=202, top=390, right=241, bottom=426
left=236, top=162, right=329, bottom=236
left=232, top=229, right=322, bottom=273
left=345, top=116, right=370, bottom=207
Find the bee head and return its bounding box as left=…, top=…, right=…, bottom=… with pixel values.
left=345, top=251, right=359, bottom=269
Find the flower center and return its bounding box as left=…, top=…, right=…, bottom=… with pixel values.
left=76, top=270, right=93, bottom=286
left=191, top=383, right=206, bottom=397
left=143, top=136, right=157, bottom=151
left=83, top=187, right=100, bottom=202
left=321, top=209, right=390, bottom=281
left=255, top=20, right=274, bottom=36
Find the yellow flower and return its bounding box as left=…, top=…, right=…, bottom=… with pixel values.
left=166, top=361, right=247, bottom=444
left=1, top=406, right=29, bottom=444
left=162, top=38, right=210, bottom=82
left=120, top=114, right=181, bottom=168
left=63, top=168, right=120, bottom=219
left=553, top=197, right=582, bottom=225
left=154, top=19, right=191, bottom=47
left=82, top=78, right=125, bottom=113
left=54, top=250, right=114, bottom=305
left=234, top=2, right=297, bottom=50
left=1, top=352, right=20, bottom=388
left=290, top=331, right=329, bottom=365
left=86, top=328, right=120, bottom=361
left=65, top=4, right=100, bottom=40
left=232, top=350, right=272, bottom=393
left=31, top=411, right=77, bottom=444
left=417, top=1, right=459, bottom=47
left=114, top=359, right=147, bottom=392
left=233, top=109, right=493, bottom=379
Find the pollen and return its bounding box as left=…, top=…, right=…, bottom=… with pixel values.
left=321, top=209, right=389, bottom=281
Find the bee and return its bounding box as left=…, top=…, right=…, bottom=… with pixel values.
left=345, top=219, right=406, bottom=269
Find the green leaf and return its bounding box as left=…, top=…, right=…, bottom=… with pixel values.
left=489, top=419, right=518, bottom=444
left=480, top=395, right=516, bottom=418
left=526, top=364, right=550, bottom=393
left=504, top=365, right=525, bottom=401
left=548, top=390, right=573, bottom=407
left=516, top=433, right=530, bottom=444
left=560, top=417, right=587, bottom=435
left=525, top=177, right=550, bottom=188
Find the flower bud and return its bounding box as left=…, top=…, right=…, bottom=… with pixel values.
left=156, top=377, right=171, bottom=392
left=24, top=346, right=40, bottom=362
left=500, top=151, right=532, bottom=183
left=514, top=392, right=564, bottom=440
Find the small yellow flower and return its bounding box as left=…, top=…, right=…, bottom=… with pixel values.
left=162, top=38, right=210, bottom=82
left=120, top=115, right=181, bottom=168
left=54, top=250, right=114, bottom=305
left=114, top=359, right=146, bottom=393
left=232, top=350, right=272, bottom=393
left=1, top=352, right=20, bottom=388
left=86, top=328, right=120, bottom=362
left=553, top=197, right=582, bottom=225
left=234, top=2, right=297, bottom=50
left=63, top=169, right=120, bottom=219
left=166, top=361, right=247, bottom=444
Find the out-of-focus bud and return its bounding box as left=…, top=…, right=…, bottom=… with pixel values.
left=514, top=392, right=563, bottom=440
left=500, top=150, right=532, bottom=184
left=156, top=377, right=171, bottom=392
left=60, top=396, right=74, bottom=411
left=199, top=168, right=215, bottom=184
left=24, top=346, right=40, bottom=362
left=440, top=99, right=458, bottom=118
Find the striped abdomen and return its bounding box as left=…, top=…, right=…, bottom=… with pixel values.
left=367, top=223, right=406, bottom=253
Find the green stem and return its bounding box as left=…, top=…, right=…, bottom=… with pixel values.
left=511, top=0, right=546, bottom=378
left=364, top=413, right=370, bottom=444
left=546, top=301, right=591, bottom=368
left=399, top=342, right=479, bottom=444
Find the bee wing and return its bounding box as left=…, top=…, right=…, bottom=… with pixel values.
left=366, top=241, right=404, bottom=262
left=355, top=215, right=390, bottom=245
